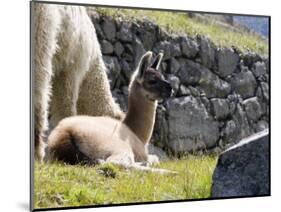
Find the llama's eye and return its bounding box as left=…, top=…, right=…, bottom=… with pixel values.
left=148, top=80, right=157, bottom=85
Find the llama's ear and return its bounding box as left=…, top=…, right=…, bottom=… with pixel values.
left=138, top=51, right=153, bottom=78
left=150, top=52, right=164, bottom=70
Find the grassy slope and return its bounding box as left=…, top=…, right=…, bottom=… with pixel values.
left=96, top=8, right=268, bottom=55
left=34, top=155, right=217, bottom=209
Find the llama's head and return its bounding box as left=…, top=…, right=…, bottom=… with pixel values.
left=130, top=51, right=172, bottom=102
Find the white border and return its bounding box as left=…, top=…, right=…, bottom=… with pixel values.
left=0, top=0, right=280, bottom=212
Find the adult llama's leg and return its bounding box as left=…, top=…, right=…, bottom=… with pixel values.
left=32, top=4, right=60, bottom=161
left=49, top=69, right=85, bottom=128
left=77, top=55, right=124, bottom=120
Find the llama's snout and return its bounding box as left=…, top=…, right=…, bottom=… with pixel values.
left=161, top=80, right=173, bottom=98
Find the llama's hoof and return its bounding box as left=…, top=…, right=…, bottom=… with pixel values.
left=35, top=141, right=46, bottom=162
left=147, top=154, right=160, bottom=165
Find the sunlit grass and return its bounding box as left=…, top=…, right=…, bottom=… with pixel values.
left=95, top=8, right=268, bottom=55
left=34, top=155, right=217, bottom=209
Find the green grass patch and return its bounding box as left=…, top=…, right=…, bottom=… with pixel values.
left=95, top=8, right=268, bottom=55
left=34, top=155, right=217, bottom=209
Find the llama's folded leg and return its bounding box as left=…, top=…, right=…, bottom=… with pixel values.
left=105, top=154, right=178, bottom=175
left=134, top=155, right=159, bottom=166
left=147, top=154, right=160, bottom=165
left=77, top=56, right=124, bottom=120
left=130, top=164, right=178, bottom=175
left=105, top=153, right=135, bottom=167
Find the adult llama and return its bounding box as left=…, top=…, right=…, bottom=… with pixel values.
left=32, top=3, right=123, bottom=161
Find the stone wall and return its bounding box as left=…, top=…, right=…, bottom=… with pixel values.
left=91, top=13, right=269, bottom=155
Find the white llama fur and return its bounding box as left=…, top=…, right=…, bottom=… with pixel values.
left=32, top=3, right=123, bottom=161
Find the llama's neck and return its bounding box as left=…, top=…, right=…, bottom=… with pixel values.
left=123, top=83, right=157, bottom=144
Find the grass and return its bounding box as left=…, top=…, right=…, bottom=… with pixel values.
left=34, top=155, right=217, bottom=209
left=95, top=8, right=268, bottom=55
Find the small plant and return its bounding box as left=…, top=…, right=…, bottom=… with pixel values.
left=97, top=163, right=119, bottom=178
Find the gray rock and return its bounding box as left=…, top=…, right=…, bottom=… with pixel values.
left=166, top=75, right=180, bottom=95
left=231, top=70, right=257, bottom=99
left=112, top=89, right=127, bottom=112
left=121, top=86, right=129, bottom=97
left=93, top=22, right=104, bottom=39
left=242, top=97, right=263, bottom=122
left=153, top=41, right=170, bottom=58
left=157, top=26, right=170, bottom=41
left=210, top=98, right=230, bottom=120
left=103, top=56, right=121, bottom=89
left=114, top=42, right=124, bottom=58
left=170, top=42, right=182, bottom=58
left=166, top=96, right=220, bottom=153
left=200, top=96, right=211, bottom=113
left=198, top=36, right=216, bottom=69
left=153, top=41, right=181, bottom=60
left=135, top=22, right=157, bottom=50
left=258, top=99, right=269, bottom=118
left=169, top=57, right=180, bottom=74
left=133, top=37, right=146, bottom=68
left=117, top=22, right=133, bottom=42
left=180, top=37, right=199, bottom=58
left=228, top=101, right=237, bottom=115
left=160, top=62, right=167, bottom=73
left=153, top=105, right=169, bottom=148
left=261, top=82, right=269, bottom=102
left=177, top=59, right=202, bottom=86
left=101, top=19, right=116, bottom=41
left=223, top=120, right=237, bottom=144
left=228, top=104, right=252, bottom=144
left=212, top=129, right=269, bottom=197
left=242, top=52, right=262, bottom=68
left=188, top=86, right=200, bottom=97
left=114, top=66, right=130, bottom=90
left=253, top=61, right=267, bottom=78
left=256, top=86, right=263, bottom=99
left=198, top=67, right=231, bottom=98
left=120, top=59, right=132, bottom=81
left=177, top=57, right=188, bottom=66
left=258, top=73, right=269, bottom=83
left=100, top=40, right=114, bottom=54
left=148, top=144, right=169, bottom=161
left=264, top=58, right=269, bottom=73
left=123, top=44, right=134, bottom=62
left=254, top=120, right=268, bottom=132
left=141, top=31, right=156, bottom=50
left=178, top=85, right=191, bottom=96
left=217, top=48, right=239, bottom=78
